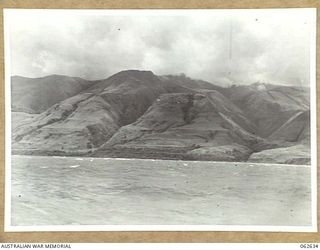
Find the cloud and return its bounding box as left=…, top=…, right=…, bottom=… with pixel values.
left=6, top=9, right=314, bottom=86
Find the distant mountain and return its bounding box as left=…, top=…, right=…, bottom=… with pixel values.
left=11, top=70, right=311, bottom=164
left=161, top=74, right=227, bottom=94
left=11, top=75, right=95, bottom=113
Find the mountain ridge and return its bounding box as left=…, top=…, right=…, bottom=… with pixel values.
left=11, top=70, right=311, bottom=164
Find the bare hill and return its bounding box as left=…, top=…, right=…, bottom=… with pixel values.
left=11, top=75, right=94, bottom=113
left=226, top=83, right=309, bottom=137
left=94, top=91, right=265, bottom=161
left=11, top=71, right=311, bottom=164
left=12, top=70, right=191, bottom=154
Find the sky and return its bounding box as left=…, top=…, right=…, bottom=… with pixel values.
left=5, top=9, right=316, bottom=86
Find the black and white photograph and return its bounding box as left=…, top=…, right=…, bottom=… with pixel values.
left=4, top=8, right=317, bottom=231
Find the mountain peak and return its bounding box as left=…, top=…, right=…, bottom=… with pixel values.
left=110, top=70, right=155, bottom=79
left=104, top=70, right=159, bottom=87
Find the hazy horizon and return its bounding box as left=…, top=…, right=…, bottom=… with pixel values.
left=9, top=70, right=311, bottom=89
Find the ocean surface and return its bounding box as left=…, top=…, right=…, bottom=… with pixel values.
left=10, top=155, right=311, bottom=226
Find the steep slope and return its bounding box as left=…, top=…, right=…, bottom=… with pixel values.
left=247, top=110, right=310, bottom=165
left=11, top=75, right=94, bottom=113
left=226, top=83, right=309, bottom=137
left=11, top=72, right=311, bottom=164
left=94, top=90, right=269, bottom=161
left=12, top=70, right=191, bottom=155
left=268, top=110, right=310, bottom=144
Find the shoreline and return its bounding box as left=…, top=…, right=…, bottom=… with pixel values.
left=11, top=154, right=311, bottom=168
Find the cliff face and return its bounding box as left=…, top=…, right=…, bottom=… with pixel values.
left=11, top=71, right=311, bottom=164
